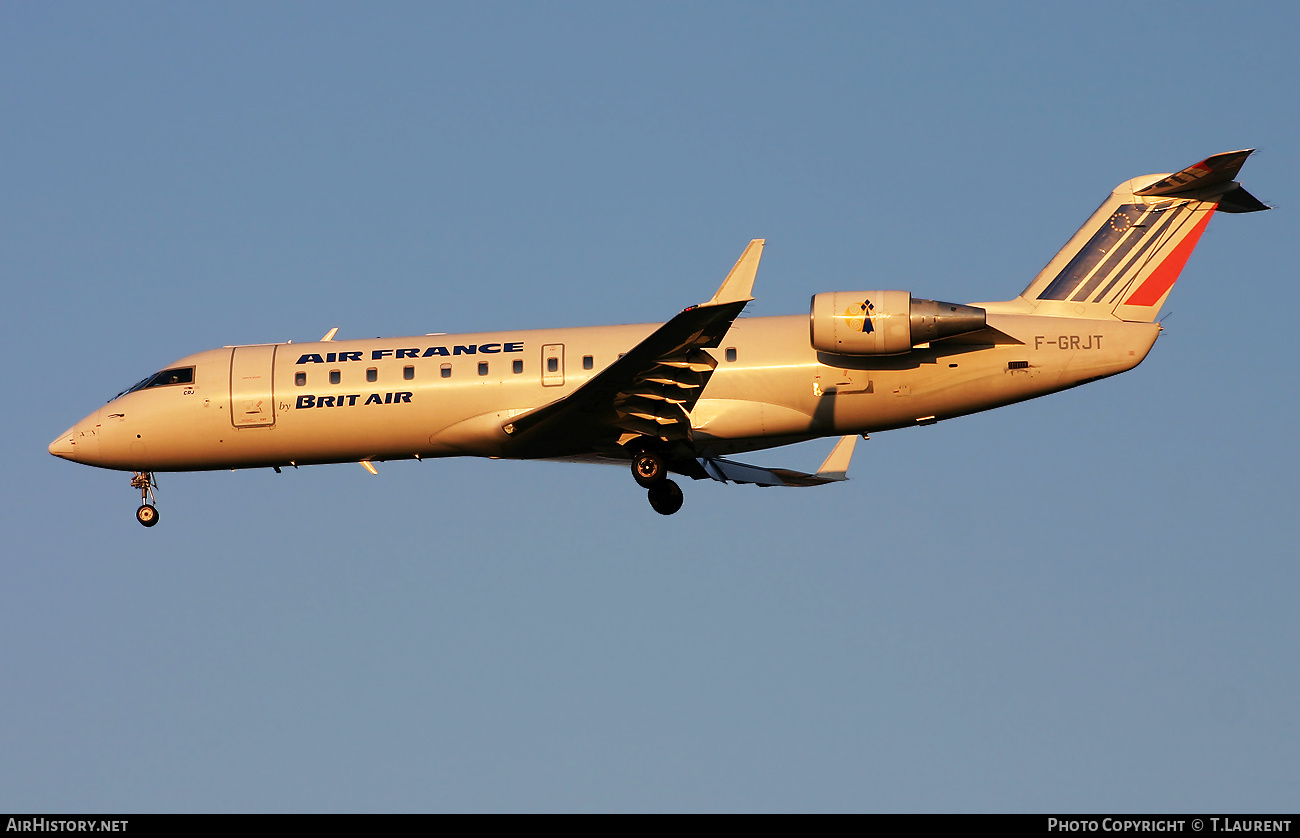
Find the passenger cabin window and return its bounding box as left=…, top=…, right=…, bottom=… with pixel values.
left=725, top=347, right=737, bottom=363
left=295, top=371, right=307, bottom=387
left=329, top=369, right=341, bottom=385
left=547, top=357, right=559, bottom=373
left=440, top=364, right=452, bottom=378
left=513, top=360, right=523, bottom=374
left=583, top=355, right=593, bottom=370
left=478, top=362, right=489, bottom=376
left=404, top=365, right=415, bottom=380
left=366, top=368, right=378, bottom=383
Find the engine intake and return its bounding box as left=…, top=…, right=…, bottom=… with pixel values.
left=810, top=291, right=987, bottom=355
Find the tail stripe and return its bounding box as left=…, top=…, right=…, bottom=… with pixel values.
left=1122, top=208, right=1214, bottom=307
left=1038, top=204, right=1146, bottom=301
left=1085, top=203, right=1192, bottom=304
left=1068, top=205, right=1173, bottom=302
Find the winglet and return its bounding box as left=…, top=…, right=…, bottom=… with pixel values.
left=695, top=434, right=862, bottom=487
left=706, top=239, right=764, bottom=306
left=321, top=327, right=339, bottom=342
left=815, top=435, right=859, bottom=482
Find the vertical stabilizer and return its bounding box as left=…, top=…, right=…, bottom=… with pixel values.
left=1016, top=150, right=1266, bottom=322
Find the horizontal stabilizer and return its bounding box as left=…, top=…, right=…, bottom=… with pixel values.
left=1135, top=149, right=1255, bottom=197
left=699, top=435, right=859, bottom=487
left=1216, top=184, right=1270, bottom=214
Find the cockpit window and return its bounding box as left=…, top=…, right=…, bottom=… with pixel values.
left=118, top=366, right=195, bottom=398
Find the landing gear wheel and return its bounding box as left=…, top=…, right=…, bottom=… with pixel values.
left=647, top=479, right=684, bottom=516
left=130, top=471, right=159, bottom=528
left=632, top=451, right=666, bottom=487
left=136, top=504, right=160, bottom=527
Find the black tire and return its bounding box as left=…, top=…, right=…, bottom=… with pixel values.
left=631, top=451, right=666, bottom=487
left=647, top=479, right=684, bottom=515
left=136, top=504, right=160, bottom=528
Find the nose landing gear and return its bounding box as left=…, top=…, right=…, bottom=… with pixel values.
left=131, top=471, right=159, bottom=527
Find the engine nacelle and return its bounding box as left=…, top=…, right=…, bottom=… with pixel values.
left=809, top=291, right=987, bottom=355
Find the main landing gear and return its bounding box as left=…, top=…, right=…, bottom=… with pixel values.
left=647, top=479, right=684, bottom=516
left=131, top=471, right=159, bottom=527
left=630, top=450, right=684, bottom=515
left=631, top=451, right=666, bottom=487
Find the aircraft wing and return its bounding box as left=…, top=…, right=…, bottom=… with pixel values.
left=698, top=435, right=859, bottom=487
left=501, top=240, right=764, bottom=457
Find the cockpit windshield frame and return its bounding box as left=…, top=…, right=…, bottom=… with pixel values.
left=114, top=366, right=196, bottom=400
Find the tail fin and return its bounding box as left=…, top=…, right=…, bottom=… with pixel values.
left=1017, top=150, right=1267, bottom=322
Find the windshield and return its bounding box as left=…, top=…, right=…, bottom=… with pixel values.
left=112, top=366, right=195, bottom=401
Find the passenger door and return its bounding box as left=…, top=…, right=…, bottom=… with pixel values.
left=229, top=345, right=277, bottom=427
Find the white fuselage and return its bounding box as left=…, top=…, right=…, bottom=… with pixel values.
left=51, top=311, right=1160, bottom=474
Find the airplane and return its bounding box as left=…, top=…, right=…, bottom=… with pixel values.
left=49, top=150, right=1267, bottom=525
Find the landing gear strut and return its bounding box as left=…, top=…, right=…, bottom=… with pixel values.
left=131, top=471, right=159, bottom=527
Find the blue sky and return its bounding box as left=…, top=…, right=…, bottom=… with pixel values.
left=4, top=2, right=1296, bottom=812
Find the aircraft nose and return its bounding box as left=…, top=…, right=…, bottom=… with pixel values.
left=49, top=409, right=101, bottom=463
left=49, top=426, right=77, bottom=458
